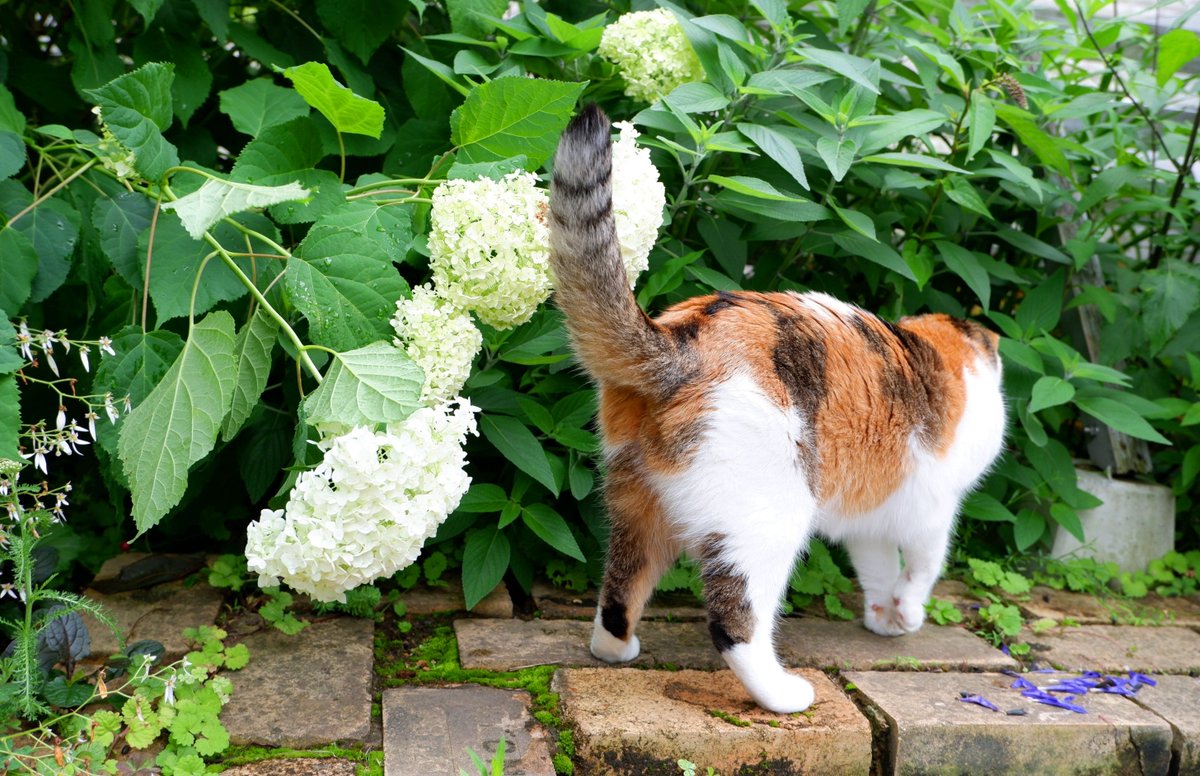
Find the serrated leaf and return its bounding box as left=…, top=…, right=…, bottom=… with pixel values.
left=1157, top=29, right=1200, bottom=87
left=91, top=325, right=186, bottom=463
left=94, top=191, right=156, bottom=287
left=117, top=311, right=238, bottom=534
left=450, top=77, right=585, bottom=167
left=935, top=241, right=991, bottom=310
left=316, top=0, right=407, bottom=63
left=221, top=310, right=277, bottom=441
left=0, top=375, right=20, bottom=463
left=193, top=0, right=230, bottom=40
left=314, top=199, right=413, bottom=257
left=462, top=526, right=510, bottom=610
left=0, top=183, right=81, bottom=304
left=162, top=178, right=310, bottom=239
left=522, top=503, right=585, bottom=561
left=0, top=317, right=21, bottom=374
left=836, top=0, right=872, bottom=34
left=281, top=62, right=384, bottom=138
left=218, top=78, right=310, bottom=137
left=1075, top=396, right=1169, bottom=445
left=287, top=225, right=409, bottom=351
left=447, top=0, right=507, bottom=38
left=0, top=227, right=38, bottom=313
left=480, top=414, right=558, bottom=495
left=0, top=131, right=24, bottom=180
left=1141, top=264, right=1200, bottom=355
left=1029, top=376, right=1075, bottom=413
left=302, top=342, right=423, bottom=429
left=85, top=62, right=180, bottom=180
left=736, top=123, right=808, bottom=190
left=816, top=136, right=856, bottom=182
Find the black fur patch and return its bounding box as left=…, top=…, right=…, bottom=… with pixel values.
left=600, top=602, right=629, bottom=640
left=669, top=319, right=701, bottom=343
left=772, top=315, right=828, bottom=422
left=703, top=291, right=740, bottom=317
left=709, top=621, right=737, bottom=653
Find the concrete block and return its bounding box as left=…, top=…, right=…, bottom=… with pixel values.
left=1052, top=469, right=1174, bottom=573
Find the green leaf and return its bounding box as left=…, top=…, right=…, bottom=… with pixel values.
left=301, top=342, right=424, bottom=429
left=0, top=131, right=24, bottom=180
left=280, top=62, right=385, bottom=138
left=666, top=82, right=730, bottom=114
left=943, top=177, right=993, bottom=219
left=94, top=191, right=156, bottom=287
left=1157, top=29, right=1200, bottom=87
left=1141, top=264, right=1200, bottom=354
left=861, top=152, right=967, bottom=174
left=961, top=492, right=1015, bottom=522
left=462, top=526, right=510, bottom=610
left=218, top=78, right=310, bottom=137
left=832, top=231, right=916, bottom=281
left=831, top=204, right=875, bottom=241
left=522, top=503, right=585, bottom=561
left=450, top=78, right=586, bottom=167
left=0, top=182, right=81, bottom=304
left=1014, top=509, right=1045, bottom=551
left=0, top=84, right=27, bottom=136
left=480, top=414, right=558, bottom=496
left=798, top=47, right=879, bottom=93
left=816, top=136, right=856, bottom=182
left=967, top=91, right=995, bottom=161
left=91, top=325, right=186, bottom=464
left=312, top=199, right=413, bottom=257
left=287, top=224, right=409, bottom=351
left=1029, top=376, right=1075, bottom=413
left=447, top=0, right=507, bottom=38
left=84, top=62, right=179, bottom=180
left=193, top=0, right=231, bottom=40
left=162, top=177, right=310, bottom=239
left=736, top=123, right=808, bottom=190
left=230, top=118, right=343, bottom=224
left=117, top=312, right=238, bottom=534
left=0, top=317, right=21, bottom=374
left=0, top=227, right=38, bottom=313
left=1074, top=396, right=1169, bottom=445
left=1049, top=503, right=1085, bottom=543
left=1015, top=269, right=1065, bottom=335
left=456, top=483, right=509, bottom=513
left=992, top=101, right=1069, bottom=176
left=221, top=310, right=277, bottom=441
left=708, top=174, right=807, bottom=202
left=0, top=375, right=19, bottom=462
left=836, top=0, right=872, bottom=34
left=315, top=0, right=407, bottom=63
left=129, top=0, right=165, bottom=24
left=934, top=241, right=991, bottom=310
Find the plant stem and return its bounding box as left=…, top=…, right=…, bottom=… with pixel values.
left=5, top=159, right=97, bottom=227
left=1148, top=105, right=1200, bottom=269
left=141, top=193, right=164, bottom=331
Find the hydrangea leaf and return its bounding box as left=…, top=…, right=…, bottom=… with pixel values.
left=220, top=309, right=277, bottom=442
left=316, top=0, right=407, bottom=63
left=218, top=78, right=310, bottom=137
left=0, top=130, right=25, bottom=180
left=140, top=212, right=254, bottom=323
left=313, top=199, right=414, bottom=257
left=302, top=341, right=423, bottom=429
left=117, top=311, right=238, bottom=535
left=446, top=0, right=507, bottom=38
left=287, top=225, right=408, bottom=351
left=0, top=181, right=81, bottom=303
left=162, top=178, right=310, bottom=239
left=462, top=526, right=510, bottom=610
left=0, top=375, right=20, bottom=462
left=93, top=190, right=156, bottom=287
left=450, top=77, right=586, bottom=167
left=230, top=118, right=344, bottom=223
left=0, top=316, right=21, bottom=374
left=84, top=62, right=180, bottom=180
left=0, top=227, right=38, bottom=313
left=280, top=62, right=384, bottom=138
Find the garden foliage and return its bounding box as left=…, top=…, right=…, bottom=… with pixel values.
left=0, top=0, right=1198, bottom=608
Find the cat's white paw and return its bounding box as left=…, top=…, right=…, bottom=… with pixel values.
left=864, top=597, right=924, bottom=636
left=590, top=626, right=640, bottom=663
left=747, top=671, right=816, bottom=714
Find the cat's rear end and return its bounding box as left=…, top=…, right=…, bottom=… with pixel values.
left=549, top=105, right=1005, bottom=713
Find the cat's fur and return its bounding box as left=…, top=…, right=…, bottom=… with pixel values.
left=548, top=105, right=1006, bottom=713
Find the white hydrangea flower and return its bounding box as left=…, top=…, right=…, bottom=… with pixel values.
left=611, top=122, right=665, bottom=286
left=598, top=9, right=705, bottom=104
left=428, top=171, right=552, bottom=330
left=392, top=285, right=482, bottom=405
left=244, top=400, right=478, bottom=602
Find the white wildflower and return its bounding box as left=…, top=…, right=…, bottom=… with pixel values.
left=598, top=9, right=705, bottom=103
left=611, top=122, right=666, bottom=285
left=392, top=285, right=482, bottom=405
left=15, top=321, right=33, bottom=362
left=244, top=400, right=478, bottom=602
left=428, top=172, right=553, bottom=330
left=98, top=336, right=116, bottom=356
left=78, top=345, right=91, bottom=373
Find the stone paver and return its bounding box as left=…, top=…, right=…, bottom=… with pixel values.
left=1019, top=586, right=1200, bottom=627
left=1023, top=624, right=1200, bottom=673
left=555, top=667, right=871, bottom=775
left=402, top=581, right=512, bottom=617
left=221, top=618, right=374, bottom=747
left=845, top=671, right=1174, bottom=775
left=531, top=581, right=706, bottom=621
left=1130, top=674, right=1200, bottom=774
left=221, top=760, right=358, bottom=775
left=82, top=580, right=225, bottom=660
left=776, top=618, right=1018, bottom=671
left=383, top=685, right=554, bottom=776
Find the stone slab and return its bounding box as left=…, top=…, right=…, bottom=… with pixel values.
left=845, top=670, right=1174, bottom=776
left=221, top=760, right=358, bottom=776
left=531, top=581, right=707, bottom=621
left=383, top=685, right=554, bottom=776
left=81, top=581, right=225, bottom=660
left=220, top=618, right=374, bottom=747
left=1019, top=586, right=1200, bottom=627
left=556, top=667, right=870, bottom=775
left=1130, top=674, right=1200, bottom=773
left=401, top=581, right=512, bottom=618
left=1023, top=624, right=1200, bottom=673
left=776, top=618, right=1018, bottom=671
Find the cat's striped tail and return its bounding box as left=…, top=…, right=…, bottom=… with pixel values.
left=549, top=104, right=677, bottom=389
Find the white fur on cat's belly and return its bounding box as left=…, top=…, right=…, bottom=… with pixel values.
left=590, top=609, right=641, bottom=662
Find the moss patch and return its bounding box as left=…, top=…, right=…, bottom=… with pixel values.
left=215, top=744, right=382, bottom=775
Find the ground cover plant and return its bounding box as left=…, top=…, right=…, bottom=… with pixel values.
left=1, top=0, right=1199, bottom=729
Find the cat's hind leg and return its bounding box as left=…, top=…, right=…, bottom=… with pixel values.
left=590, top=456, right=679, bottom=664
left=844, top=537, right=906, bottom=637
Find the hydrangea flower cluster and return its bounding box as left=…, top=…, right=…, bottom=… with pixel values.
left=244, top=400, right=478, bottom=602
left=391, top=285, right=483, bottom=404
left=611, top=122, right=666, bottom=285
left=428, top=171, right=553, bottom=330
left=598, top=9, right=705, bottom=103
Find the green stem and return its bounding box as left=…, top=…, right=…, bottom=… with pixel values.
left=337, top=129, right=346, bottom=183
left=188, top=251, right=220, bottom=331
left=5, top=159, right=97, bottom=228
left=346, top=177, right=436, bottom=196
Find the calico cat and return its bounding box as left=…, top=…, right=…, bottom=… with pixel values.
left=548, top=105, right=1007, bottom=714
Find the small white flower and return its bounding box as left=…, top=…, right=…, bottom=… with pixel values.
left=78, top=345, right=91, bottom=373
left=104, top=394, right=120, bottom=424
left=85, top=411, right=99, bottom=439
left=15, top=321, right=33, bottom=362
left=44, top=350, right=58, bottom=376
left=598, top=9, right=705, bottom=103
left=162, top=675, right=176, bottom=705
left=55, top=407, right=66, bottom=431
left=392, top=286, right=482, bottom=405
left=98, top=336, right=116, bottom=356
left=0, top=583, right=15, bottom=599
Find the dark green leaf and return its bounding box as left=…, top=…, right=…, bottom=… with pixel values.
left=218, top=78, right=310, bottom=137
left=0, top=131, right=24, bottom=180
left=0, top=375, right=19, bottom=461
left=480, top=414, right=558, bottom=496
left=316, top=0, right=407, bottom=63
left=522, top=503, right=585, bottom=561
left=962, top=492, right=1016, bottom=522
left=1075, top=396, right=1169, bottom=445
left=1029, top=376, right=1075, bottom=413
left=456, top=483, right=509, bottom=513
left=450, top=78, right=586, bottom=167
left=221, top=309, right=277, bottom=441
left=0, top=227, right=38, bottom=313
left=935, top=241, right=991, bottom=310
left=84, top=62, right=180, bottom=180
left=832, top=231, right=916, bottom=281
left=94, top=191, right=155, bottom=287
left=462, top=526, right=510, bottom=610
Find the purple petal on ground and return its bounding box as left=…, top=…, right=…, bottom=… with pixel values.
left=1129, top=672, right=1158, bottom=687
left=958, top=694, right=1000, bottom=712
left=1031, top=667, right=1060, bottom=673
left=1011, top=677, right=1037, bottom=691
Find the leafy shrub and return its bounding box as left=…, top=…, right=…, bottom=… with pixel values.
left=0, top=0, right=1197, bottom=612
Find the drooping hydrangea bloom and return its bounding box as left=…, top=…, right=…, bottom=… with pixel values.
left=598, top=9, right=705, bottom=103
left=244, top=400, right=478, bottom=602
left=392, top=285, right=482, bottom=405
left=428, top=171, right=552, bottom=330
left=611, top=122, right=666, bottom=285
